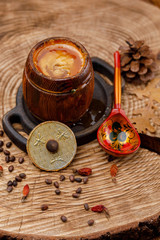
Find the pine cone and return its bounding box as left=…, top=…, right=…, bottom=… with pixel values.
left=119, top=38, right=158, bottom=84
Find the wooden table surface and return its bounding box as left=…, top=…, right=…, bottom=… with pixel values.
left=0, top=0, right=160, bottom=240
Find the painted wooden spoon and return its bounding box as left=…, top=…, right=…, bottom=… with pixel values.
left=97, top=51, right=140, bottom=157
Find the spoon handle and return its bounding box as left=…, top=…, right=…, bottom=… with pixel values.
left=114, top=51, right=121, bottom=109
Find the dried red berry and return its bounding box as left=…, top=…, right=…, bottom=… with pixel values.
left=91, top=205, right=110, bottom=218
left=91, top=205, right=105, bottom=213
left=110, top=164, right=118, bottom=177
left=22, top=184, right=30, bottom=202
left=0, top=165, right=3, bottom=176
left=78, top=168, right=92, bottom=176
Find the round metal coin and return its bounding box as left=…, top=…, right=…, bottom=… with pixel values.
left=27, top=121, right=77, bottom=171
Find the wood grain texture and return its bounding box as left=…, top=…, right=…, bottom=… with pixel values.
left=0, top=0, right=160, bottom=239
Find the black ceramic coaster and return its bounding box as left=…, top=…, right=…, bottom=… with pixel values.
left=2, top=57, right=125, bottom=152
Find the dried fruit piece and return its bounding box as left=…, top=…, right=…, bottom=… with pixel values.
left=91, top=205, right=110, bottom=218
left=91, top=205, right=105, bottom=213
left=110, top=164, right=118, bottom=177
left=22, top=184, right=30, bottom=202
left=78, top=168, right=92, bottom=176
left=0, top=165, right=3, bottom=176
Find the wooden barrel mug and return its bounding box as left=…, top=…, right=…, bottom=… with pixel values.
left=23, top=37, right=94, bottom=124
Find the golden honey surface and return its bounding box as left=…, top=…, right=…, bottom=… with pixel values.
left=33, top=42, right=84, bottom=79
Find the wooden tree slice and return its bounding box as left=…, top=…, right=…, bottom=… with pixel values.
left=0, top=0, right=160, bottom=239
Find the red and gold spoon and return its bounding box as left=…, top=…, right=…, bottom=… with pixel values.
left=97, top=51, right=140, bottom=157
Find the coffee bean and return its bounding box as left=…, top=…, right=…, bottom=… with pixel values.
left=15, top=176, right=22, bottom=182
left=46, top=140, right=58, bottom=153
left=6, top=142, right=12, bottom=148
left=13, top=180, right=17, bottom=187
left=0, top=147, right=3, bottom=152
left=72, top=193, right=79, bottom=198
left=84, top=203, right=89, bottom=211
left=45, top=179, right=52, bottom=184
left=61, top=216, right=67, bottom=222
left=10, top=156, right=15, bottom=162
left=7, top=186, right=13, bottom=192
left=7, top=180, right=13, bottom=186
left=0, top=130, right=4, bottom=137
left=19, top=173, right=26, bottom=179
left=72, top=168, right=77, bottom=174
left=5, top=156, right=10, bottom=163
left=83, top=177, right=88, bottom=184
left=4, top=150, right=10, bottom=155
left=75, top=177, right=82, bottom=183
left=54, top=181, right=59, bottom=188
left=18, top=157, right=24, bottom=164
left=88, top=219, right=94, bottom=226
left=76, top=187, right=82, bottom=194
left=55, top=189, right=61, bottom=195
left=8, top=165, right=14, bottom=172
left=69, top=175, right=75, bottom=182
left=60, top=175, right=65, bottom=181
left=41, top=204, right=48, bottom=211
left=0, top=140, right=4, bottom=147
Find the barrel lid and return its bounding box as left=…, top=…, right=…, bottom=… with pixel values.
left=27, top=121, right=77, bottom=171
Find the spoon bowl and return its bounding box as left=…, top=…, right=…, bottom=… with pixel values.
left=97, top=51, right=140, bottom=157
